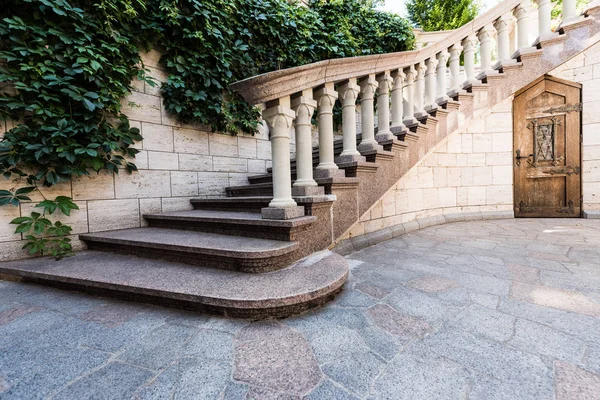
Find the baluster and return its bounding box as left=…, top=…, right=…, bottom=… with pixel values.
left=314, top=82, right=339, bottom=178
left=513, top=3, right=530, bottom=51
left=402, top=66, right=417, bottom=125
left=535, top=0, right=553, bottom=40
left=336, top=79, right=363, bottom=162
left=291, top=90, right=318, bottom=194
left=494, top=15, right=511, bottom=66
left=449, top=43, right=463, bottom=93
left=390, top=70, right=406, bottom=132
left=424, top=57, right=438, bottom=111
left=462, top=35, right=477, bottom=87
left=435, top=50, right=449, bottom=104
left=562, top=0, right=577, bottom=24
left=376, top=72, right=394, bottom=141
left=262, top=97, right=298, bottom=215
left=414, top=61, right=427, bottom=117
left=477, top=25, right=494, bottom=76
left=358, top=74, right=380, bottom=152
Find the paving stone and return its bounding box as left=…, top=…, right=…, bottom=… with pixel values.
left=0, top=304, right=43, bottom=326
left=510, top=281, right=600, bottom=317
left=118, top=323, right=197, bottom=369
left=174, top=358, right=230, bottom=399
left=221, top=382, right=249, bottom=400
left=308, top=325, right=370, bottom=364
left=436, top=287, right=472, bottom=305
left=132, top=366, right=178, bottom=400
left=245, top=387, right=301, bottom=399
left=53, top=361, right=153, bottom=400
left=234, top=321, right=321, bottom=396
left=354, top=282, right=390, bottom=299
left=322, top=352, right=385, bottom=397
left=471, top=292, right=500, bottom=308
left=77, top=302, right=141, bottom=328
left=306, top=380, right=360, bottom=400
left=554, top=361, right=600, bottom=400
left=385, top=285, right=462, bottom=324
left=184, top=329, right=234, bottom=362
left=509, top=319, right=586, bottom=363
left=372, top=351, right=470, bottom=400
left=357, top=325, right=403, bottom=361
left=333, top=288, right=379, bottom=308
left=406, top=274, right=460, bottom=293
left=508, top=263, right=540, bottom=284
left=366, top=304, right=432, bottom=339
left=450, top=304, right=516, bottom=342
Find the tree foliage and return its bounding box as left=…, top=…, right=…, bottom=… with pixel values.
left=406, top=0, right=481, bottom=31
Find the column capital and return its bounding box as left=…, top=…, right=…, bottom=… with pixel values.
left=493, top=15, right=509, bottom=32
left=513, top=3, right=529, bottom=19
left=376, top=71, right=393, bottom=94
left=436, top=50, right=449, bottom=64
left=392, top=70, right=406, bottom=89
left=336, top=79, right=360, bottom=106
left=415, top=61, right=426, bottom=79
left=359, top=74, right=378, bottom=100
left=533, top=0, right=552, bottom=6
left=425, top=57, right=438, bottom=75
left=449, top=43, right=463, bottom=61
left=314, top=84, right=338, bottom=112
left=263, top=103, right=295, bottom=134
left=461, top=34, right=477, bottom=50
left=291, top=93, right=317, bottom=120
left=477, top=25, right=495, bottom=42
left=404, top=65, right=417, bottom=81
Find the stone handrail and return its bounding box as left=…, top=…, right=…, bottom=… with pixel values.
left=230, top=0, right=522, bottom=104
left=228, top=0, right=584, bottom=220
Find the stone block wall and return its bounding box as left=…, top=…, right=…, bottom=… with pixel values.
left=0, top=50, right=290, bottom=261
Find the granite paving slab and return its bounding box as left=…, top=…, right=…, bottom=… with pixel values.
left=1, top=219, right=600, bottom=399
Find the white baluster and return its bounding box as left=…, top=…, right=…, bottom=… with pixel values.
left=449, top=43, right=463, bottom=93
left=336, top=79, right=363, bottom=162
left=376, top=72, right=394, bottom=141
left=435, top=50, right=449, bottom=103
left=494, top=16, right=512, bottom=66
left=562, top=0, right=577, bottom=24
left=358, top=74, right=381, bottom=152
left=462, top=35, right=477, bottom=87
left=514, top=3, right=530, bottom=51
left=414, top=61, right=427, bottom=117
left=314, top=82, right=339, bottom=178
left=291, top=90, right=318, bottom=194
left=391, top=70, right=406, bottom=132
left=262, top=97, right=297, bottom=214
left=477, top=25, right=495, bottom=76
left=424, top=57, right=438, bottom=111
left=535, top=0, right=553, bottom=40
left=403, top=66, right=417, bottom=125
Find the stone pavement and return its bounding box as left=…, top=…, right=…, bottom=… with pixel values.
left=1, top=219, right=600, bottom=399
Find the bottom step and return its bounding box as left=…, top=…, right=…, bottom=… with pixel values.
left=0, top=250, right=349, bottom=319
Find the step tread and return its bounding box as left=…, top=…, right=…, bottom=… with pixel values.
left=145, top=210, right=316, bottom=227
left=191, top=197, right=272, bottom=203
left=0, top=250, right=348, bottom=317
left=80, top=228, right=298, bottom=258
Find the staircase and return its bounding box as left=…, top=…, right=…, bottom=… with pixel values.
left=1, top=0, right=599, bottom=318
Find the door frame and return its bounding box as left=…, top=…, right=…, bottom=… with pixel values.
left=512, top=74, right=583, bottom=218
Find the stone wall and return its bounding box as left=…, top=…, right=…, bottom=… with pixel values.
left=338, top=41, right=600, bottom=243
left=0, top=50, right=287, bottom=261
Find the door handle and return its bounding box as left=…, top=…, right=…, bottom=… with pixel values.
left=515, top=149, right=532, bottom=166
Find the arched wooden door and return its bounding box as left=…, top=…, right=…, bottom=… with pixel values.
left=513, top=75, right=582, bottom=218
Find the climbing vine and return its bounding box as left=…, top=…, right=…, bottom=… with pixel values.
left=0, top=0, right=414, bottom=258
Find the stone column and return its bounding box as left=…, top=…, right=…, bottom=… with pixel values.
left=262, top=97, right=302, bottom=219
left=376, top=72, right=394, bottom=141
left=414, top=61, right=427, bottom=117
left=562, top=0, right=577, bottom=24
left=535, top=0, right=553, bottom=39
left=336, top=79, right=362, bottom=162
left=358, top=74, right=380, bottom=152
left=291, top=90, right=318, bottom=194
left=462, top=35, right=477, bottom=86
left=514, top=3, right=530, bottom=50
left=403, top=66, right=417, bottom=125
left=477, top=25, right=494, bottom=74
left=314, top=82, right=339, bottom=178
left=494, top=16, right=511, bottom=65
left=436, top=50, right=449, bottom=104
left=449, top=43, right=463, bottom=92
left=424, top=57, right=438, bottom=111
left=391, top=70, right=406, bottom=131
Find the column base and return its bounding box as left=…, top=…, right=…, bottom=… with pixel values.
left=261, top=206, right=305, bottom=220
left=292, top=186, right=325, bottom=196
left=335, top=152, right=365, bottom=164
left=414, top=109, right=428, bottom=119
left=402, top=116, right=418, bottom=126
left=532, top=32, right=561, bottom=47
left=314, top=168, right=345, bottom=179
left=375, top=130, right=395, bottom=141
left=424, top=103, right=439, bottom=113
left=357, top=140, right=383, bottom=153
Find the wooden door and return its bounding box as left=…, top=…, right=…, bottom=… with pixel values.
left=513, top=75, right=582, bottom=218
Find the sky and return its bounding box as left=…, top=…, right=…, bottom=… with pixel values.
left=378, top=0, right=501, bottom=17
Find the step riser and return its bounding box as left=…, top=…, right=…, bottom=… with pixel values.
left=84, top=240, right=298, bottom=273
left=146, top=219, right=308, bottom=241
left=190, top=200, right=270, bottom=213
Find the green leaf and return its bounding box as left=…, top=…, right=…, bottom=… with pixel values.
left=82, top=98, right=96, bottom=111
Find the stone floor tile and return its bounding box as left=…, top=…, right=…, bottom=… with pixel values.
left=436, top=287, right=472, bottom=306
left=184, top=328, right=234, bottom=361
left=354, top=282, right=390, bottom=299
left=449, top=304, right=516, bottom=342
left=332, top=288, right=379, bottom=308
left=77, top=302, right=141, bottom=328
left=366, top=304, right=432, bottom=339
left=174, top=358, right=230, bottom=399
left=357, top=325, right=404, bottom=361
left=510, top=281, right=600, bottom=317
left=385, top=285, right=462, bottom=324
left=322, top=352, right=385, bottom=397
left=308, top=325, right=370, bottom=364
left=245, top=387, right=301, bottom=399
left=305, top=380, right=360, bottom=400
left=0, top=304, right=43, bottom=326
left=132, top=365, right=178, bottom=400
left=233, top=321, right=321, bottom=396
left=52, top=361, right=153, bottom=400
left=406, top=274, right=460, bottom=293
left=470, top=292, right=500, bottom=309
left=221, top=382, right=249, bottom=400
left=507, top=263, right=540, bottom=284
left=372, top=351, right=470, bottom=400
left=554, top=361, right=600, bottom=400
left=509, top=319, right=587, bottom=363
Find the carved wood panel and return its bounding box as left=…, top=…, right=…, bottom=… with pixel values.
left=513, top=75, right=582, bottom=218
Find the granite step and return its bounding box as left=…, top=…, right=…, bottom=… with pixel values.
left=0, top=250, right=349, bottom=318
left=80, top=228, right=300, bottom=273
left=191, top=197, right=272, bottom=213
left=145, top=210, right=316, bottom=241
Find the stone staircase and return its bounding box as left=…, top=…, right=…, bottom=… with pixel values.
left=1, top=0, right=599, bottom=318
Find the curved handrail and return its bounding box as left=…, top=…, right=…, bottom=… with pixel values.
left=230, top=0, right=521, bottom=104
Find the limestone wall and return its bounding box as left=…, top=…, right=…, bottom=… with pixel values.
left=0, top=50, right=285, bottom=261
left=339, top=42, right=600, bottom=243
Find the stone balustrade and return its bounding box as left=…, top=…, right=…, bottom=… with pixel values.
left=230, top=0, right=581, bottom=219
